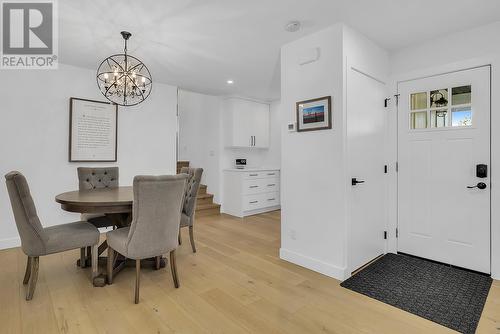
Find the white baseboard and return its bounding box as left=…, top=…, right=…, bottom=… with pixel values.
left=221, top=205, right=281, bottom=218
left=279, top=248, right=346, bottom=281
left=0, top=237, right=21, bottom=250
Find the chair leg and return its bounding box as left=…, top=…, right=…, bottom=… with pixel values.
left=26, top=256, right=39, bottom=301
left=178, top=230, right=182, bottom=245
left=80, top=248, right=86, bottom=268
left=155, top=256, right=161, bottom=270
left=189, top=226, right=197, bottom=253
left=135, top=260, right=141, bottom=304
left=23, top=257, right=32, bottom=285
left=91, top=244, right=98, bottom=282
left=107, top=247, right=114, bottom=285
left=170, top=250, right=180, bottom=288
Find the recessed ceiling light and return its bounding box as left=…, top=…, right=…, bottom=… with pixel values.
left=285, top=21, right=301, bottom=32
left=227, top=80, right=234, bottom=85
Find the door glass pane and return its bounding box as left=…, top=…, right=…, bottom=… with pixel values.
left=410, top=112, right=427, bottom=129
left=430, top=89, right=448, bottom=108
left=410, top=92, right=427, bottom=110
left=451, top=107, right=472, bottom=127
left=452, top=85, right=471, bottom=105
left=430, top=109, right=448, bottom=128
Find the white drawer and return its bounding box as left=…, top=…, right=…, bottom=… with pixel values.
left=243, top=178, right=279, bottom=195
left=243, top=192, right=280, bottom=211
left=243, top=170, right=280, bottom=180
left=263, top=192, right=280, bottom=207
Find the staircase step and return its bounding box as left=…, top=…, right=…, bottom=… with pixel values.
left=197, top=193, right=214, bottom=205
left=198, top=184, right=207, bottom=195
left=176, top=161, right=190, bottom=174
left=196, top=203, right=221, bottom=217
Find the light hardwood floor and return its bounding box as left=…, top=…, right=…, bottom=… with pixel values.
left=1, top=211, right=499, bottom=333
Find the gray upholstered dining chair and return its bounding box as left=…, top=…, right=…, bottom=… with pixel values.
left=178, top=167, right=203, bottom=253
left=5, top=171, right=100, bottom=300
left=106, top=174, right=188, bottom=304
left=77, top=167, right=119, bottom=267
left=77, top=167, right=119, bottom=228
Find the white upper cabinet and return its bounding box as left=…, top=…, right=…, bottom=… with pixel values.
left=223, top=98, right=269, bottom=148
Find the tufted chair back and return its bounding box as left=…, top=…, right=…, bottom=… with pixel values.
left=5, top=171, right=48, bottom=256
left=78, top=167, right=119, bottom=190
left=180, top=167, right=203, bottom=217
left=126, top=174, right=188, bottom=259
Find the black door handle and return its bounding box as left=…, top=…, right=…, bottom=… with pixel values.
left=352, top=178, right=365, bottom=186
left=467, top=182, right=487, bottom=190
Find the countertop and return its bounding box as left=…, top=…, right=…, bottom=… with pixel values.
left=223, top=167, right=280, bottom=172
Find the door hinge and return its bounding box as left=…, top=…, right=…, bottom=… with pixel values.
left=395, top=161, right=399, bottom=172
left=396, top=228, right=399, bottom=238
left=384, top=231, right=388, bottom=240
left=394, top=94, right=400, bottom=106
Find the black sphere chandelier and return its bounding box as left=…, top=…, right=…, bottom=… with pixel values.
left=96, top=31, right=152, bottom=106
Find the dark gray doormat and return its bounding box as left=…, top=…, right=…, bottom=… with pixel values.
left=340, top=253, right=492, bottom=334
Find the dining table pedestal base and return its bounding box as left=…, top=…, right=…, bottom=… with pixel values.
left=87, top=256, right=167, bottom=287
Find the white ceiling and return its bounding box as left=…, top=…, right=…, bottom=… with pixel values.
left=59, top=0, right=500, bottom=101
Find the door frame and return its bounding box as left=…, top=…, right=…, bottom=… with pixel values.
left=395, top=64, right=492, bottom=272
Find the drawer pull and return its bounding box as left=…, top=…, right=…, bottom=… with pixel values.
left=249, top=185, right=259, bottom=188
left=249, top=173, right=258, bottom=176
left=267, top=184, right=275, bottom=187
left=267, top=198, right=276, bottom=201
left=249, top=201, right=259, bottom=204
left=267, top=173, right=275, bottom=175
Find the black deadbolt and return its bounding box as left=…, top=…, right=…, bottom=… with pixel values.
left=476, top=164, right=488, bottom=178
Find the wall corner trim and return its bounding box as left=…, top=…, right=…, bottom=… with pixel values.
left=0, top=237, right=21, bottom=250
left=279, top=248, right=346, bottom=281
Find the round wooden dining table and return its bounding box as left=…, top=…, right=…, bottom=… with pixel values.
left=56, top=186, right=166, bottom=287
left=56, top=186, right=133, bottom=215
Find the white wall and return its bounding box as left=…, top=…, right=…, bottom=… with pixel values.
left=388, top=21, right=500, bottom=278
left=178, top=90, right=221, bottom=202
left=178, top=91, right=281, bottom=205
left=280, top=24, right=347, bottom=279
left=0, top=64, right=178, bottom=249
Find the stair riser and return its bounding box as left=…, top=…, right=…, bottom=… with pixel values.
left=198, top=187, right=207, bottom=195
left=197, top=197, right=214, bottom=206
left=196, top=207, right=221, bottom=217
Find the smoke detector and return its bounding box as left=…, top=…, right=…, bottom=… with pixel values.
left=284, top=21, right=301, bottom=32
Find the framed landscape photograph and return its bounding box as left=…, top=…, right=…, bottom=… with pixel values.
left=69, top=97, right=118, bottom=162
left=296, top=96, right=332, bottom=132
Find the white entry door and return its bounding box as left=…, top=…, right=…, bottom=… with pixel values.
left=398, top=66, right=491, bottom=273
left=348, top=68, right=387, bottom=272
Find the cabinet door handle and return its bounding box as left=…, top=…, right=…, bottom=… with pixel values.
left=267, top=198, right=275, bottom=201
left=267, top=173, right=275, bottom=176
left=253, top=136, right=256, bottom=146
left=249, top=173, right=258, bottom=176
left=249, top=201, right=258, bottom=204
left=249, top=185, right=259, bottom=188
left=267, top=184, right=275, bottom=187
